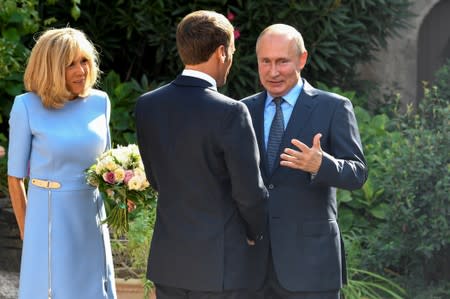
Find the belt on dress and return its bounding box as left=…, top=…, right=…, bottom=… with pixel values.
left=31, top=179, right=61, bottom=189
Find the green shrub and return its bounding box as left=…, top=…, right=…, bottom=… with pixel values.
left=0, top=0, right=39, bottom=195
left=111, top=206, right=156, bottom=278
left=111, top=205, right=157, bottom=296
left=404, top=280, right=450, bottom=299
left=366, top=61, right=450, bottom=287
left=342, top=232, right=406, bottom=299
left=0, top=0, right=39, bottom=83
left=39, top=0, right=412, bottom=99
left=99, top=71, right=155, bottom=146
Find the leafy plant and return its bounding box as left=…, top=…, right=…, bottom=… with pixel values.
left=403, top=279, right=450, bottom=299
left=37, top=0, right=413, bottom=99
left=366, top=61, right=450, bottom=287
left=342, top=232, right=407, bottom=299
left=0, top=1, right=40, bottom=194
left=0, top=0, right=40, bottom=141
left=99, top=71, right=156, bottom=146
left=111, top=206, right=157, bottom=295
left=344, top=268, right=406, bottom=299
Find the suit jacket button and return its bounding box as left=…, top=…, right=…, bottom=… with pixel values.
left=268, top=184, right=274, bottom=189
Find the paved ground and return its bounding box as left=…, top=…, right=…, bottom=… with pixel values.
left=0, top=270, right=19, bottom=299
left=0, top=197, right=21, bottom=299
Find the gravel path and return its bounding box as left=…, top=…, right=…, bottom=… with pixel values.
left=0, top=270, right=19, bottom=299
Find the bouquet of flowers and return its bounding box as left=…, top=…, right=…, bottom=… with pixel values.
left=85, top=144, right=154, bottom=235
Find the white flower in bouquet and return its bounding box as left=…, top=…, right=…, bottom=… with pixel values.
left=113, top=167, right=126, bottom=183
left=85, top=144, right=155, bottom=235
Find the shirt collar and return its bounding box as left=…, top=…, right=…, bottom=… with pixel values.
left=265, top=79, right=304, bottom=108
left=182, top=69, right=217, bottom=90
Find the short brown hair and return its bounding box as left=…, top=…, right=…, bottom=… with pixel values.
left=24, top=27, right=100, bottom=109
left=176, top=10, right=233, bottom=65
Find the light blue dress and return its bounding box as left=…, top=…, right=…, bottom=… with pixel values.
left=7, top=90, right=117, bottom=299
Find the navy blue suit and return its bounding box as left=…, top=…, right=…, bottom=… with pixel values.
left=242, top=79, right=367, bottom=293
left=135, top=75, right=268, bottom=292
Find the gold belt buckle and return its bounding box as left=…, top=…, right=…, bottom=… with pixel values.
left=31, top=179, right=61, bottom=189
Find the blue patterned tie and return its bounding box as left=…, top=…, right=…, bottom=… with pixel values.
left=267, top=97, right=285, bottom=173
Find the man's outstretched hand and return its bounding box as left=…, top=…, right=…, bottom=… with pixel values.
left=280, top=133, right=323, bottom=174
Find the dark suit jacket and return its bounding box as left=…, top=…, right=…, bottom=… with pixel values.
left=242, top=79, right=368, bottom=292
left=135, top=75, right=268, bottom=292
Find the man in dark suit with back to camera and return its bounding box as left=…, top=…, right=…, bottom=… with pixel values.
left=135, top=10, right=268, bottom=299
left=242, top=24, right=368, bottom=299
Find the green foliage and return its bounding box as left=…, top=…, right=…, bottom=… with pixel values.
left=0, top=1, right=40, bottom=192
left=99, top=71, right=155, bottom=146
left=0, top=0, right=38, bottom=82
left=39, top=0, right=412, bottom=99
left=111, top=207, right=156, bottom=285
left=342, top=233, right=406, bottom=299
left=0, top=0, right=40, bottom=142
left=344, top=268, right=406, bottom=299
left=366, top=61, right=450, bottom=285
left=404, top=280, right=450, bottom=299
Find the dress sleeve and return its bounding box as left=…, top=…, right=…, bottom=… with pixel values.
left=7, top=97, right=32, bottom=178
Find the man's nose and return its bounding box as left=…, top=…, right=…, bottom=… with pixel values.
left=269, top=63, right=279, bottom=76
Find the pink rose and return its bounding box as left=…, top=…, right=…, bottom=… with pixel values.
left=123, top=170, right=134, bottom=184
left=227, top=12, right=235, bottom=21
left=234, top=29, right=241, bottom=40
left=102, top=171, right=115, bottom=184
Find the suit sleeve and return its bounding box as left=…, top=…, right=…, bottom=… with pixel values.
left=313, top=98, right=368, bottom=190
left=220, top=101, right=268, bottom=240
left=135, top=97, right=158, bottom=191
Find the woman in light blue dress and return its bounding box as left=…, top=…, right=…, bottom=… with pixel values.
left=7, top=28, right=117, bottom=299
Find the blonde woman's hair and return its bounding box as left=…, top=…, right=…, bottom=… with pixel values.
left=24, top=27, right=100, bottom=109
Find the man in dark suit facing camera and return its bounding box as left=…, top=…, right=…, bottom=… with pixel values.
left=135, top=10, right=268, bottom=299
left=242, top=24, right=368, bottom=299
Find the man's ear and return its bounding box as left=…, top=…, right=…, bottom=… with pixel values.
left=299, top=51, right=308, bottom=71
left=216, top=45, right=226, bottom=62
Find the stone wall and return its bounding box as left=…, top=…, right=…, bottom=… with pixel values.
left=358, top=0, right=443, bottom=106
